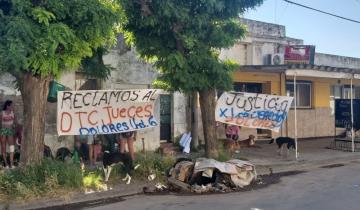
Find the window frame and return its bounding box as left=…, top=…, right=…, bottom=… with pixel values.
left=286, top=80, right=312, bottom=109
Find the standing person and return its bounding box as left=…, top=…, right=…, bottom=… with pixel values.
left=118, top=131, right=136, bottom=161
left=87, top=135, right=96, bottom=167
left=0, top=100, right=17, bottom=168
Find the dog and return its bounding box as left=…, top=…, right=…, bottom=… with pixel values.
left=237, top=135, right=256, bottom=147
left=44, top=145, right=54, bottom=159
left=15, top=125, right=23, bottom=147
left=224, top=135, right=257, bottom=155
left=56, top=147, right=72, bottom=163
left=102, top=151, right=139, bottom=184
left=269, top=137, right=298, bottom=156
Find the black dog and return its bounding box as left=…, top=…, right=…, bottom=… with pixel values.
left=269, top=137, right=298, bottom=156
left=44, top=145, right=54, bottom=159
left=56, top=147, right=72, bottom=162
left=102, top=151, right=138, bottom=184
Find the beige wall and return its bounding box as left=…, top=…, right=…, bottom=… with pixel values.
left=286, top=108, right=334, bottom=138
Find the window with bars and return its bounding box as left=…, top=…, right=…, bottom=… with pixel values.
left=286, top=80, right=312, bottom=108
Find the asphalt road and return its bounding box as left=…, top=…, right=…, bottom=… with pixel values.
left=86, top=162, right=360, bottom=210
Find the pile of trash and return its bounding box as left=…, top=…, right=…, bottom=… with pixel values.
left=167, top=158, right=257, bottom=193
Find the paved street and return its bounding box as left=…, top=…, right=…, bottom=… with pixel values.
left=86, top=162, right=360, bottom=210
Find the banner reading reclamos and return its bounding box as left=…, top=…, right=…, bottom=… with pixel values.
left=215, top=92, right=293, bottom=132
left=57, top=89, right=160, bottom=136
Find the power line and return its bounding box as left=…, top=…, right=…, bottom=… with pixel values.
left=283, top=0, right=360, bottom=24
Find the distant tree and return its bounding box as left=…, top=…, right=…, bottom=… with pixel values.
left=0, top=0, right=120, bottom=165
left=120, top=0, right=263, bottom=158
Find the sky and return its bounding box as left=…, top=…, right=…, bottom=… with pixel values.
left=244, top=0, right=360, bottom=58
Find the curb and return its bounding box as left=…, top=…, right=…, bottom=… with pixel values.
left=6, top=184, right=147, bottom=210
left=256, top=155, right=360, bottom=175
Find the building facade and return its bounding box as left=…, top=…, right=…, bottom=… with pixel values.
left=0, top=35, right=188, bottom=154
left=2, top=18, right=360, bottom=153
left=219, top=18, right=360, bottom=140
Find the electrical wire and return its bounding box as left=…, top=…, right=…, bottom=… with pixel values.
left=283, top=0, right=360, bottom=24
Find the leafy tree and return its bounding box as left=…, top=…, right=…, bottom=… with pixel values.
left=0, top=0, right=120, bottom=165
left=120, top=0, right=263, bottom=158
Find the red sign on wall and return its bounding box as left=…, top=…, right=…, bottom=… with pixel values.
left=284, top=45, right=315, bottom=64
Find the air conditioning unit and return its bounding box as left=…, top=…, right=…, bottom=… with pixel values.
left=272, top=53, right=284, bottom=65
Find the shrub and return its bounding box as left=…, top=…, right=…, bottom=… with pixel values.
left=0, top=160, right=83, bottom=199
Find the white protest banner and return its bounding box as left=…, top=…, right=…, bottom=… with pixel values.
left=57, top=89, right=160, bottom=136
left=215, top=92, right=293, bottom=132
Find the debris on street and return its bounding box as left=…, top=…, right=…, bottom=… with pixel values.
left=167, top=158, right=257, bottom=193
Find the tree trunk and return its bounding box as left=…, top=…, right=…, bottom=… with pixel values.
left=191, top=91, right=199, bottom=149
left=199, top=88, right=218, bottom=158
left=19, top=73, right=51, bottom=165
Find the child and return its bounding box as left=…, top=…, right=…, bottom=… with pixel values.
left=225, top=124, right=240, bottom=141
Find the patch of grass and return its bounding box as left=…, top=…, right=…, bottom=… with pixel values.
left=173, top=135, right=182, bottom=148
left=215, top=140, right=231, bottom=162
left=0, top=160, right=83, bottom=200
left=134, top=152, right=175, bottom=182
left=216, top=149, right=231, bottom=162
left=0, top=152, right=178, bottom=200
left=82, top=172, right=106, bottom=191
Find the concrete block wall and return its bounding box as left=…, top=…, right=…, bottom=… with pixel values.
left=286, top=108, right=334, bottom=138
left=44, top=71, right=76, bottom=155
left=315, top=53, right=360, bottom=69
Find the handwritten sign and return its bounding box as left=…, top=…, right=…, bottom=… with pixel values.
left=215, top=92, right=293, bottom=132
left=57, top=89, right=160, bottom=136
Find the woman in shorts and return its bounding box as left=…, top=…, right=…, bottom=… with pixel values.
left=87, top=135, right=97, bottom=167
left=118, top=131, right=136, bottom=161
left=0, top=100, right=17, bottom=168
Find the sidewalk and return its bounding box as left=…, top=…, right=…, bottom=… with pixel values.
left=4, top=138, right=360, bottom=210
left=239, top=138, right=360, bottom=175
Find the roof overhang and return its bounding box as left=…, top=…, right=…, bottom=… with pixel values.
left=238, top=64, right=360, bottom=79
left=285, top=69, right=353, bottom=79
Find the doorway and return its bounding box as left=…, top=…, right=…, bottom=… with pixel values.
left=160, top=94, right=172, bottom=142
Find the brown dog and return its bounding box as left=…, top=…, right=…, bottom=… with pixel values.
left=238, top=135, right=256, bottom=147
left=224, top=135, right=257, bottom=155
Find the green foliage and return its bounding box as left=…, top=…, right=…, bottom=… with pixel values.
left=216, top=140, right=232, bottom=162
left=0, top=0, right=121, bottom=78
left=81, top=47, right=114, bottom=79
left=0, top=160, right=83, bottom=199
left=120, top=0, right=263, bottom=92
left=134, top=152, right=175, bottom=182
left=82, top=171, right=106, bottom=191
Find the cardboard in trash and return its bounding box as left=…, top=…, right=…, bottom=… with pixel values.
left=193, top=158, right=257, bottom=188
left=170, top=161, right=194, bottom=182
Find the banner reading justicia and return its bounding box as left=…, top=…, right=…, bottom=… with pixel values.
left=215, top=92, right=294, bottom=132
left=57, top=89, right=160, bottom=136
